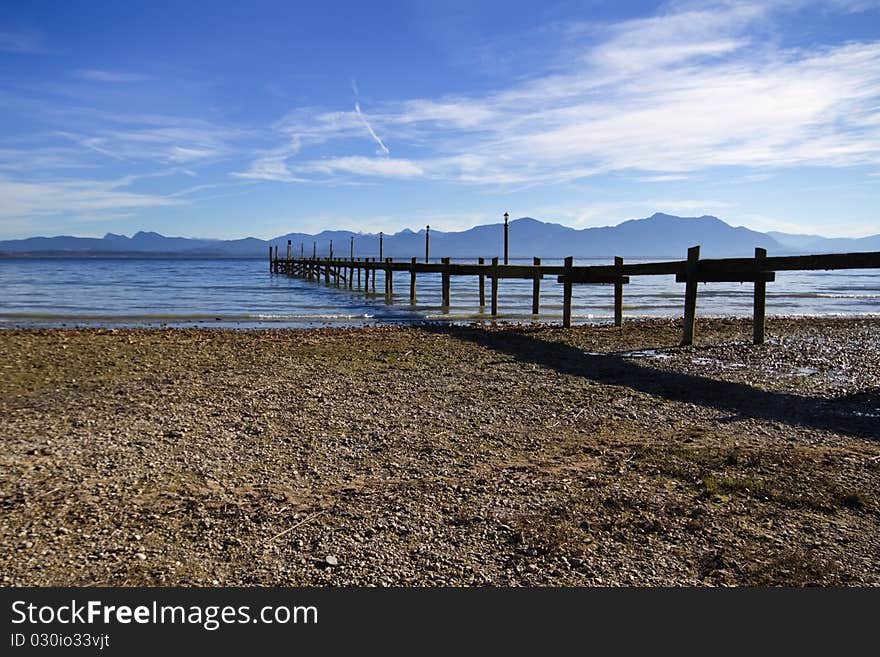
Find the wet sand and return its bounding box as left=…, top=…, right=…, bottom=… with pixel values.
left=1, top=317, right=879, bottom=586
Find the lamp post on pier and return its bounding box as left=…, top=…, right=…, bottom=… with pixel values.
left=503, top=211, right=510, bottom=265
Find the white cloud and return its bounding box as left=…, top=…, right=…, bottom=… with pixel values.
left=70, top=212, right=136, bottom=223
left=232, top=138, right=306, bottom=182
left=299, top=156, right=423, bottom=178
left=75, top=69, right=149, bottom=83
left=0, top=147, right=98, bottom=171
left=240, top=0, right=880, bottom=186
left=0, top=31, right=51, bottom=54
left=166, top=146, right=220, bottom=162
left=0, top=175, right=180, bottom=219
left=637, top=175, right=692, bottom=183
left=396, top=99, right=497, bottom=129
left=48, top=116, right=244, bottom=165
left=533, top=199, right=739, bottom=228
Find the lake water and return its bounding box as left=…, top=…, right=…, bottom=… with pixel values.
left=1, top=257, right=878, bottom=328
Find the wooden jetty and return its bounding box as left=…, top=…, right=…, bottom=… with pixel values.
left=270, top=238, right=880, bottom=346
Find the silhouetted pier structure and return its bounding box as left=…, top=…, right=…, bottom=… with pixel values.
left=270, top=233, right=880, bottom=346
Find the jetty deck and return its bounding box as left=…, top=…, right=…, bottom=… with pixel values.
left=269, top=240, right=880, bottom=346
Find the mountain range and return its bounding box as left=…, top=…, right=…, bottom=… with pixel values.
left=1, top=213, right=878, bottom=259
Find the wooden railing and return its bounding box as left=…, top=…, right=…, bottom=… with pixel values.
left=270, top=243, right=880, bottom=346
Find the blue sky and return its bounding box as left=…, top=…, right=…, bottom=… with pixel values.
left=1, top=0, right=879, bottom=240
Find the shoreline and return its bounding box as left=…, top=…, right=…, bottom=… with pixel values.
left=2, top=311, right=880, bottom=332
left=2, top=317, right=879, bottom=586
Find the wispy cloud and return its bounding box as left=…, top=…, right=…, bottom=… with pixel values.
left=74, top=69, right=149, bottom=83
left=50, top=113, right=246, bottom=165
left=0, top=147, right=98, bottom=171
left=0, top=30, right=51, bottom=54
left=533, top=198, right=740, bottom=228
left=239, top=1, right=880, bottom=186
left=69, top=211, right=135, bottom=223
left=637, top=175, right=692, bottom=183
left=0, top=174, right=180, bottom=219
left=299, top=156, right=422, bottom=178
left=232, top=137, right=306, bottom=182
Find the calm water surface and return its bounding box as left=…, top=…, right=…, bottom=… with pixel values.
left=1, top=257, right=878, bottom=328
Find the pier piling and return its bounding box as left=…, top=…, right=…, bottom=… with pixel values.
left=681, top=246, right=701, bottom=346
left=532, top=257, right=541, bottom=315
left=753, top=247, right=767, bottom=345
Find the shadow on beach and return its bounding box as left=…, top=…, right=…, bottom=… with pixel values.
left=421, top=324, right=880, bottom=442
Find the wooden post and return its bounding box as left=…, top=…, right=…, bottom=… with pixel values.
left=268, top=246, right=273, bottom=272
left=478, top=257, right=486, bottom=307
left=425, top=225, right=430, bottom=263
left=562, top=256, right=573, bottom=328
left=324, top=257, right=330, bottom=284
left=357, top=259, right=362, bottom=288
left=334, top=259, right=340, bottom=287
left=532, top=256, right=541, bottom=315
left=286, top=239, right=291, bottom=260
left=491, top=257, right=499, bottom=316
left=350, top=236, right=354, bottom=260
left=274, top=245, right=278, bottom=261
left=753, top=247, right=767, bottom=345
left=614, top=256, right=624, bottom=327
left=410, top=257, right=417, bottom=304
left=329, top=240, right=333, bottom=260
left=379, top=232, right=383, bottom=261
left=312, top=241, right=316, bottom=259
left=348, top=261, right=353, bottom=289
left=385, top=257, right=393, bottom=300
left=441, top=257, right=451, bottom=307
left=681, top=245, right=701, bottom=346
left=371, top=258, right=376, bottom=292
left=301, top=243, right=304, bottom=258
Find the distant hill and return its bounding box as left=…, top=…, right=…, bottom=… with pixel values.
left=2, top=213, right=877, bottom=258
left=767, top=231, right=880, bottom=253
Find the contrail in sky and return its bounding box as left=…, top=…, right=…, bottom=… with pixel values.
left=354, top=102, right=389, bottom=156
left=351, top=77, right=389, bottom=155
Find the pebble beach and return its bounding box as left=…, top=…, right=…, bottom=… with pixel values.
left=1, top=317, right=879, bottom=586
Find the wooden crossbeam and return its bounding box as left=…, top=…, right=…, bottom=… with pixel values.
left=557, top=274, right=631, bottom=284
left=675, top=271, right=775, bottom=283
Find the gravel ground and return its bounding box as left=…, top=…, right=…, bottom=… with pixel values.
left=1, top=317, right=878, bottom=586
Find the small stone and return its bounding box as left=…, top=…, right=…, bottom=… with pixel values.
left=134, top=552, right=147, bottom=561
left=23, top=541, right=34, bottom=549
left=324, top=555, right=339, bottom=567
